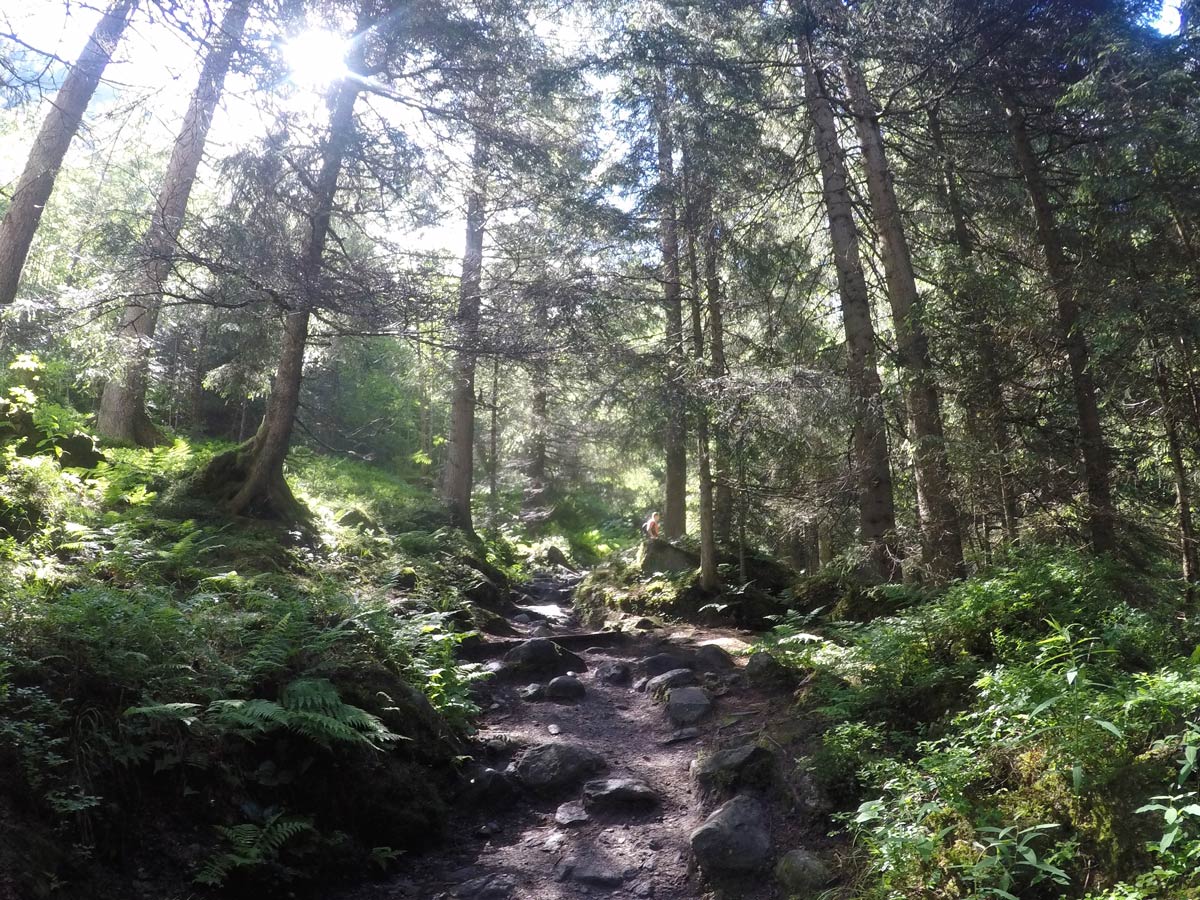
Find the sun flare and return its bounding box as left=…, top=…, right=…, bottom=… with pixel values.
left=282, top=29, right=350, bottom=88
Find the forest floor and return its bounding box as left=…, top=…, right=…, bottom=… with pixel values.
left=343, top=570, right=830, bottom=900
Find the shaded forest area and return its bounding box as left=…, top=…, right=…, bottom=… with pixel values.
left=2, top=0, right=1200, bottom=897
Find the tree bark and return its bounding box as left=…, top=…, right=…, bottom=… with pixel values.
left=196, top=63, right=361, bottom=520
left=684, top=182, right=718, bottom=592
left=799, top=33, right=902, bottom=582
left=653, top=79, right=688, bottom=540
left=1003, top=89, right=1116, bottom=553
left=441, top=131, right=489, bottom=533
left=488, top=357, right=500, bottom=520
left=0, top=0, right=137, bottom=305
left=702, top=197, right=734, bottom=547
left=97, top=0, right=250, bottom=445
left=840, top=58, right=964, bottom=582
left=524, top=300, right=549, bottom=509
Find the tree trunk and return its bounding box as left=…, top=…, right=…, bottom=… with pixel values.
left=96, top=0, right=250, bottom=445
left=702, top=197, right=734, bottom=546
left=0, top=0, right=137, bottom=305
left=1150, top=339, right=1199, bottom=583
left=525, top=301, right=549, bottom=509
left=196, top=65, right=360, bottom=520
left=653, top=79, right=688, bottom=540
left=840, top=58, right=964, bottom=582
left=1003, top=89, right=1115, bottom=553
left=441, top=131, right=489, bottom=533
left=799, top=33, right=901, bottom=582
left=684, top=190, right=719, bottom=592
left=488, top=356, right=500, bottom=520
left=928, top=106, right=1020, bottom=545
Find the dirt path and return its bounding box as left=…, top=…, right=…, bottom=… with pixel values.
left=349, top=571, right=824, bottom=900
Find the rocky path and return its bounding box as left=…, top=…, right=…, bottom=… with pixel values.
left=353, top=570, right=836, bottom=900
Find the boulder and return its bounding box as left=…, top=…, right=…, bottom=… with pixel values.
left=555, top=799, right=590, bottom=826
left=390, top=566, right=418, bottom=590
left=511, top=743, right=608, bottom=795
left=637, top=538, right=699, bottom=575
left=519, top=683, right=545, bottom=701
left=689, top=795, right=771, bottom=874
left=774, top=849, right=833, bottom=897
left=690, top=744, right=776, bottom=803
left=557, top=854, right=626, bottom=887
left=337, top=507, right=378, bottom=530
left=645, top=668, right=698, bottom=696
left=458, top=765, right=517, bottom=809
left=694, top=643, right=735, bottom=672
left=455, top=873, right=517, bottom=899
left=641, top=652, right=694, bottom=677
left=57, top=433, right=104, bottom=469
left=531, top=625, right=555, bottom=638
left=595, top=661, right=632, bottom=685
left=474, top=607, right=520, bottom=637
left=545, top=675, right=586, bottom=701
left=502, top=639, right=586, bottom=677
left=660, top=727, right=701, bottom=745
left=582, top=777, right=659, bottom=809
left=666, top=686, right=712, bottom=726
left=745, top=651, right=791, bottom=686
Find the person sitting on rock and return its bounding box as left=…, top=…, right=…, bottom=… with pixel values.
left=642, top=511, right=661, bottom=540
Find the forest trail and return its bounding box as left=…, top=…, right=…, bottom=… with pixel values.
left=347, top=569, right=824, bottom=900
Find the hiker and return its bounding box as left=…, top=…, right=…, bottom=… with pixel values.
left=642, top=511, right=661, bottom=540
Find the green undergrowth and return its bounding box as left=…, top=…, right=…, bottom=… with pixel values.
left=574, top=539, right=801, bottom=629
left=756, top=547, right=1200, bottom=900
left=0, top=436, right=517, bottom=899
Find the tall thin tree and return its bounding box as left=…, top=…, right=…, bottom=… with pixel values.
left=97, top=0, right=251, bottom=445
left=0, top=0, right=137, bottom=305
left=797, top=24, right=902, bottom=582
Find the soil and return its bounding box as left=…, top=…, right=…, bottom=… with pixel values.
left=343, top=571, right=834, bottom=900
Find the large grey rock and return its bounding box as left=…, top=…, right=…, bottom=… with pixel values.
left=458, top=765, right=517, bottom=808
left=694, top=643, right=735, bottom=672
left=645, top=668, right=698, bottom=695
left=660, top=727, right=701, bottom=745
left=641, top=652, right=694, bottom=678
left=512, top=742, right=607, bottom=795
left=690, top=743, right=776, bottom=803
left=690, top=795, right=771, bottom=874
left=666, top=686, right=712, bottom=726
left=774, top=849, right=833, bottom=896
left=555, top=799, right=590, bottom=826
left=455, top=873, right=517, bottom=899
left=745, top=651, right=790, bottom=686
left=545, top=675, right=586, bottom=701
left=595, top=661, right=633, bottom=685
left=503, top=638, right=586, bottom=676
left=637, top=538, right=699, bottom=575
left=519, top=683, right=545, bottom=701
left=558, top=854, right=627, bottom=887
left=583, top=777, right=660, bottom=809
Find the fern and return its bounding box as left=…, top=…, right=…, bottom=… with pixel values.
left=195, top=813, right=314, bottom=886
left=141, top=678, right=404, bottom=750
